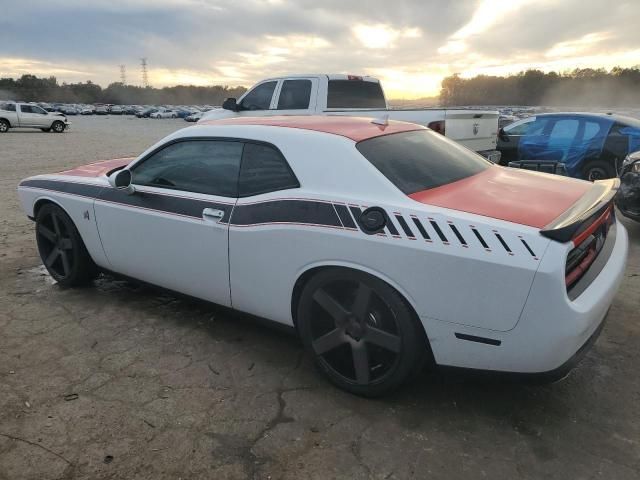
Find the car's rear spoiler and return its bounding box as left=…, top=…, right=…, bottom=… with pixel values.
left=540, top=178, right=619, bottom=243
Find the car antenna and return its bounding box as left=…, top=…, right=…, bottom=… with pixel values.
left=371, top=114, right=389, bottom=126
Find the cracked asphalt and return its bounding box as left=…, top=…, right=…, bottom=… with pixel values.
left=1, top=116, right=639, bottom=480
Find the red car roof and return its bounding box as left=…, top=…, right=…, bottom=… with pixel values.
left=198, top=115, right=423, bottom=142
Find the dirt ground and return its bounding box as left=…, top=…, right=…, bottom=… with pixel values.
left=1, top=116, right=639, bottom=480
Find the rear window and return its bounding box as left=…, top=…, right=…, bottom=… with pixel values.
left=327, top=80, right=386, bottom=109
left=356, top=130, right=490, bottom=194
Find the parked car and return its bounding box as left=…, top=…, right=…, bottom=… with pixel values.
left=136, top=108, right=157, bottom=118
left=201, top=74, right=500, bottom=159
left=81, top=106, right=95, bottom=115
left=150, top=109, right=178, bottom=119
left=0, top=102, right=69, bottom=133
left=616, top=150, right=640, bottom=221
left=17, top=116, right=627, bottom=396
left=497, top=113, right=640, bottom=180
left=61, top=105, right=79, bottom=116
left=110, top=105, right=123, bottom=115
left=95, top=106, right=108, bottom=115
left=184, top=111, right=204, bottom=122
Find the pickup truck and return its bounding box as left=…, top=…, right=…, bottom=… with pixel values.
left=201, top=74, right=500, bottom=159
left=0, top=102, right=69, bottom=133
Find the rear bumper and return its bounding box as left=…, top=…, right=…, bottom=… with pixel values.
left=423, top=220, right=628, bottom=374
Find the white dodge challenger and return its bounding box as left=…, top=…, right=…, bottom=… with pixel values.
left=18, top=116, right=628, bottom=396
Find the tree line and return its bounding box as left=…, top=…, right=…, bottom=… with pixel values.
left=440, top=67, right=640, bottom=107
left=0, top=75, right=247, bottom=105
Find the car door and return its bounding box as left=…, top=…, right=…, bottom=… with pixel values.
left=497, top=117, right=537, bottom=163
left=94, top=138, right=243, bottom=306
left=236, top=80, right=278, bottom=116
left=29, top=105, right=51, bottom=127
left=273, top=78, right=317, bottom=115
left=17, top=104, right=41, bottom=127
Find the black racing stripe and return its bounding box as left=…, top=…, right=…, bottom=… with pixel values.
left=98, top=188, right=233, bottom=222
left=20, top=179, right=104, bottom=198
left=455, top=333, right=501, bottom=346
left=429, top=220, right=448, bottom=242
left=231, top=200, right=341, bottom=227
left=334, top=204, right=357, bottom=229
left=385, top=216, right=400, bottom=236
left=448, top=224, right=467, bottom=245
left=395, top=215, right=415, bottom=238
left=472, top=228, right=489, bottom=249
left=521, top=239, right=536, bottom=257
left=411, top=217, right=430, bottom=240
left=495, top=233, right=512, bottom=253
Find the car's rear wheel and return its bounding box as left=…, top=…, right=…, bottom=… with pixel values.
left=297, top=268, right=429, bottom=397
left=0, top=119, right=9, bottom=133
left=35, top=204, right=98, bottom=287
left=52, top=121, right=65, bottom=133
left=583, top=160, right=615, bottom=181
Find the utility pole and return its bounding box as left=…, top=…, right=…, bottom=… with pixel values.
left=140, top=58, right=149, bottom=88
left=119, top=65, right=127, bottom=85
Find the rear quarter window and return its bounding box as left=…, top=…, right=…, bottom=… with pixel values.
left=356, top=130, right=490, bottom=194
left=327, top=80, right=386, bottom=109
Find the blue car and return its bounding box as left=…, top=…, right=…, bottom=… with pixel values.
left=497, top=113, right=640, bottom=180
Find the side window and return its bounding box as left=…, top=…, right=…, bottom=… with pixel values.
left=1, top=103, right=16, bottom=112
left=240, top=81, right=277, bottom=111
left=504, top=118, right=534, bottom=135
left=132, top=140, right=243, bottom=197
left=33, top=106, right=47, bottom=115
left=239, top=143, right=299, bottom=197
left=583, top=121, right=604, bottom=141
left=277, top=80, right=312, bottom=110
left=20, top=105, right=33, bottom=113
left=549, top=119, right=580, bottom=141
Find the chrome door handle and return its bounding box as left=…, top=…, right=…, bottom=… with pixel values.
left=202, top=208, right=225, bottom=220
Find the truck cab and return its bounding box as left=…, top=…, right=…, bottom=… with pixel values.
left=202, top=74, right=500, bottom=157
left=0, top=102, right=69, bottom=133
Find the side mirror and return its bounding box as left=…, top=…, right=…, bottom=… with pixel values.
left=108, top=169, right=135, bottom=195
left=498, top=127, right=509, bottom=142
left=222, top=97, right=239, bottom=112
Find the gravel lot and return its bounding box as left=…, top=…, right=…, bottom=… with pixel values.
left=1, top=116, right=639, bottom=480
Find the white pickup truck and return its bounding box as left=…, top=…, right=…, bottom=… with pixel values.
left=0, top=102, right=69, bottom=133
left=201, top=74, right=500, bottom=159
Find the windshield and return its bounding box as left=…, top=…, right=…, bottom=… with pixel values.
left=356, top=130, right=490, bottom=194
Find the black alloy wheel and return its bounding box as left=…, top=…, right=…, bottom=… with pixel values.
left=297, top=269, right=428, bottom=396
left=52, top=120, right=65, bottom=133
left=583, top=160, right=615, bottom=181
left=35, top=204, right=98, bottom=287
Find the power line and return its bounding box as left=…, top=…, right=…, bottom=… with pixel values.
left=140, top=58, right=149, bottom=88
left=119, top=65, right=126, bottom=85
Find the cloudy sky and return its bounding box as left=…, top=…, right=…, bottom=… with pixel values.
left=2, top=0, right=639, bottom=98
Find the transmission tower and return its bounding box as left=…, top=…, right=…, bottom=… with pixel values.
left=119, top=65, right=127, bottom=85
left=140, top=58, right=149, bottom=88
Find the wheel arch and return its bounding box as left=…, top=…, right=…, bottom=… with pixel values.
left=0, top=117, right=11, bottom=127
left=290, top=261, right=422, bottom=330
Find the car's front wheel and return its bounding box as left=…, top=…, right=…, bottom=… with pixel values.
left=583, top=160, right=615, bottom=181
left=297, top=268, right=429, bottom=397
left=35, top=203, right=98, bottom=287
left=51, top=120, right=65, bottom=133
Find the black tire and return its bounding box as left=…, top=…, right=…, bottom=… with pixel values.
left=51, top=120, right=65, bottom=133
left=297, top=268, right=429, bottom=397
left=582, top=160, right=615, bottom=181
left=0, top=119, right=9, bottom=133
left=41, top=127, right=51, bottom=132
left=35, top=204, right=98, bottom=287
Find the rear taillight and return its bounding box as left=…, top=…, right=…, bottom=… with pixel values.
left=428, top=120, right=445, bottom=135
left=565, top=206, right=614, bottom=290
